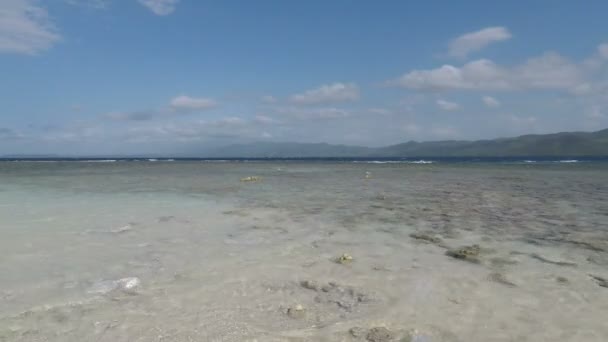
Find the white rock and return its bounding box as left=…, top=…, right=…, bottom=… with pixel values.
left=116, top=277, right=141, bottom=293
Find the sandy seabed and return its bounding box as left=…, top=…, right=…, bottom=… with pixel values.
left=1, top=161, right=607, bottom=341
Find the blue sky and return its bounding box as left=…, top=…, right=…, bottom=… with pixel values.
left=1, top=0, right=608, bottom=155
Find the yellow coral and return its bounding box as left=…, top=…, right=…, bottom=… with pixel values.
left=240, top=176, right=261, bottom=182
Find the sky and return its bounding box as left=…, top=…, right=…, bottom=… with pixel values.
left=1, top=0, right=608, bottom=155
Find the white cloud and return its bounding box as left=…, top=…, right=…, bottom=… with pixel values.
left=448, top=26, right=512, bottom=58
left=105, top=95, right=216, bottom=121
left=122, top=116, right=270, bottom=143
left=104, top=110, right=157, bottom=121
left=253, top=115, right=277, bottom=124
left=261, top=95, right=277, bottom=104
left=391, top=52, right=585, bottom=92
left=290, top=83, right=359, bottom=105
left=170, top=95, right=217, bottom=111
left=368, top=108, right=391, bottom=115
left=0, top=127, right=23, bottom=140
left=0, top=0, right=61, bottom=54
left=507, top=114, right=537, bottom=125
left=598, top=43, right=608, bottom=59
left=64, top=0, right=109, bottom=9
left=137, top=0, right=179, bottom=16
left=436, top=99, right=461, bottom=111
left=482, top=96, right=501, bottom=108
left=274, top=106, right=350, bottom=120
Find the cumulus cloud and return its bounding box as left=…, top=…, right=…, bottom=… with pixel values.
left=482, top=96, right=501, bottom=108
left=290, top=83, right=359, bottom=105
left=273, top=106, right=350, bottom=120
left=170, top=95, right=217, bottom=111
left=0, top=0, right=61, bottom=54
left=436, top=99, right=461, bottom=111
left=448, top=26, right=512, bottom=58
left=137, top=0, right=179, bottom=15
left=390, top=52, right=585, bottom=92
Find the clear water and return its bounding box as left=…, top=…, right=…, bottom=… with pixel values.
left=1, top=161, right=607, bottom=341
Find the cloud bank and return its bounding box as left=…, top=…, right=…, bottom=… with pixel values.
left=0, top=0, right=61, bottom=54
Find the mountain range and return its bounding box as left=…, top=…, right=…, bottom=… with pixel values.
left=205, top=128, right=608, bottom=158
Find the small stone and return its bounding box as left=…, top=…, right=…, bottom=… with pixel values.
left=366, top=327, right=394, bottom=342
left=337, top=253, right=353, bottom=264
left=287, top=304, right=306, bottom=319
left=409, top=233, right=442, bottom=245
left=556, top=276, right=569, bottom=284
left=349, top=327, right=366, bottom=338
left=446, top=244, right=481, bottom=263
left=300, top=280, right=320, bottom=291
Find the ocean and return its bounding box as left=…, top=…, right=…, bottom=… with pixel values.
left=1, top=160, right=607, bottom=341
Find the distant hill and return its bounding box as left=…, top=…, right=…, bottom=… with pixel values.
left=205, top=128, right=608, bottom=158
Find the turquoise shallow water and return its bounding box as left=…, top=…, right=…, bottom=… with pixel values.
left=1, top=161, right=608, bottom=341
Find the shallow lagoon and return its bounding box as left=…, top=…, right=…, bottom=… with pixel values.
left=1, top=161, right=608, bottom=341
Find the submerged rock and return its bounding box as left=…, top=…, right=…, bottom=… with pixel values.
left=300, top=281, right=374, bottom=312
left=287, top=304, right=306, bottom=319
left=300, top=280, right=321, bottom=291
left=409, top=233, right=443, bottom=245
left=349, top=327, right=367, bottom=338
left=87, top=277, right=141, bottom=295
left=530, top=254, right=577, bottom=267
left=446, top=244, right=481, bottom=263
left=366, top=327, right=394, bottom=342
left=157, top=216, right=175, bottom=223
left=487, top=272, right=517, bottom=287
left=590, top=275, right=608, bottom=288
left=336, top=253, right=354, bottom=264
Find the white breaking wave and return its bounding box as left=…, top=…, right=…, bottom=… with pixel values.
left=353, top=160, right=434, bottom=164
